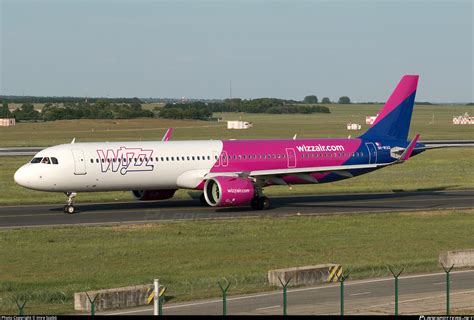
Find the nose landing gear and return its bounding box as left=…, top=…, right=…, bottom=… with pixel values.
left=63, top=192, right=77, bottom=214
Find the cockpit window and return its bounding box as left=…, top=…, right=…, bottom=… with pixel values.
left=31, top=157, right=58, bottom=164
left=31, top=157, right=42, bottom=163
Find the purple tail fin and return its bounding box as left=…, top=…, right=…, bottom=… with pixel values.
left=361, top=75, right=419, bottom=141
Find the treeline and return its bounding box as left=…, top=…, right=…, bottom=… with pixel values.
left=42, top=101, right=154, bottom=120
left=161, top=98, right=330, bottom=118
left=1, top=101, right=154, bottom=121
left=0, top=95, right=143, bottom=104
left=158, top=106, right=212, bottom=120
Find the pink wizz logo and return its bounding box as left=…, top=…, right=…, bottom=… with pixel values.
left=96, top=147, right=154, bottom=175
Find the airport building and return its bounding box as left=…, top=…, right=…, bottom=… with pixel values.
left=0, top=118, right=15, bottom=126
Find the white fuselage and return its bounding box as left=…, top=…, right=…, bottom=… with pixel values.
left=14, top=141, right=223, bottom=192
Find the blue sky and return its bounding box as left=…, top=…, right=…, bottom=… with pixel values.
left=1, top=0, right=472, bottom=102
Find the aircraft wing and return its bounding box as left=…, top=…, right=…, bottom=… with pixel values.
left=205, top=162, right=388, bottom=184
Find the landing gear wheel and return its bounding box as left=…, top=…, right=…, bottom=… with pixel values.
left=64, top=205, right=76, bottom=214
left=251, top=197, right=259, bottom=210
left=257, top=196, right=270, bottom=210
left=63, top=192, right=77, bottom=214
left=200, top=193, right=210, bottom=207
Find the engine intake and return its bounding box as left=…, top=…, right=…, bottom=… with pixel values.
left=132, top=189, right=176, bottom=201
left=204, top=176, right=255, bottom=207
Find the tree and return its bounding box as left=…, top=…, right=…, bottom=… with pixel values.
left=303, top=95, right=318, bottom=104
left=321, top=97, right=331, bottom=104
left=0, top=102, right=12, bottom=118
left=12, top=103, right=41, bottom=121
left=338, top=96, right=351, bottom=104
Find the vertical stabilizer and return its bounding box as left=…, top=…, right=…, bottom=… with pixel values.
left=361, top=75, right=419, bottom=141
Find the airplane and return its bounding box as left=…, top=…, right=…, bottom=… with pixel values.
left=14, top=75, right=447, bottom=214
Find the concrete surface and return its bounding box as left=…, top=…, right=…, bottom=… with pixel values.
left=74, top=284, right=153, bottom=311
left=439, top=249, right=474, bottom=268
left=268, top=264, right=340, bottom=287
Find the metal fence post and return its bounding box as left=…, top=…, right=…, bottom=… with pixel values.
left=388, top=266, right=404, bottom=316
left=154, top=279, right=159, bottom=316
left=85, top=292, right=98, bottom=316
left=441, top=264, right=454, bottom=316
left=339, top=270, right=351, bottom=316
left=278, top=276, right=292, bottom=316
left=218, top=279, right=231, bottom=316
left=158, top=286, right=167, bottom=316
left=14, top=297, right=27, bottom=316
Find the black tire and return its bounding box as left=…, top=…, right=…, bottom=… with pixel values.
left=65, top=205, right=76, bottom=214
left=200, top=193, right=210, bottom=207
left=257, top=196, right=270, bottom=210
left=251, top=197, right=259, bottom=210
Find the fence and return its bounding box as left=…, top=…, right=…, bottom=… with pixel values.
left=9, top=264, right=471, bottom=316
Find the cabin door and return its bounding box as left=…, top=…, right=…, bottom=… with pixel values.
left=286, top=148, right=296, bottom=168
left=365, top=143, right=377, bottom=164
left=72, top=149, right=87, bottom=175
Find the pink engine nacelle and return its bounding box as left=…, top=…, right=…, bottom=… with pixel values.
left=132, top=189, right=177, bottom=201
left=204, top=176, right=255, bottom=207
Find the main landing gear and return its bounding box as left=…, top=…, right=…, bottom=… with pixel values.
left=251, top=186, right=270, bottom=210
left=251, top=196, right=270, bottom=210
left=63, top=192, right=77, bottom=214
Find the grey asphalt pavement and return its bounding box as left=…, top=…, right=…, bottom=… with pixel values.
left=0, top=189, right=472, bottom=229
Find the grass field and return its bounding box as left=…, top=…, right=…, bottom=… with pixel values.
left=1, top=146, right=473, bottom=205
left=1, top=105, right=473, bottom=147
left=0, top=209, right=472, bottom=314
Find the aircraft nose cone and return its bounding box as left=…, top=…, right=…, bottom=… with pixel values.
left=14, top=166, right=29, bottom=187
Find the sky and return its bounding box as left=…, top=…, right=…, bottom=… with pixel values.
left=1, top=0, right=473, bottom=102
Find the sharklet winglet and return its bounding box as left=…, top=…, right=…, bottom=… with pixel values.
left=399, top=134, right=420, bottom=162
left=162, top=128, right=173, bottom=141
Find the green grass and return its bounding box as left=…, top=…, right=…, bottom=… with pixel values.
left=0, top=209, right=473, bottom=314
left=1, top=105, right=473, bottom=147
left=1, top=147, right=473, bottom=205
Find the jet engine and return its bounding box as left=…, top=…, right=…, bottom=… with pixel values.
left=132, top=189, right=176, bottom=201
left=204, top=176, right=255, bottom=207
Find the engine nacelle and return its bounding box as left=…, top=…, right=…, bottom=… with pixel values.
left=132, top=189, right=176, bottom=201
left=204, top=176, right=255, bottom=207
